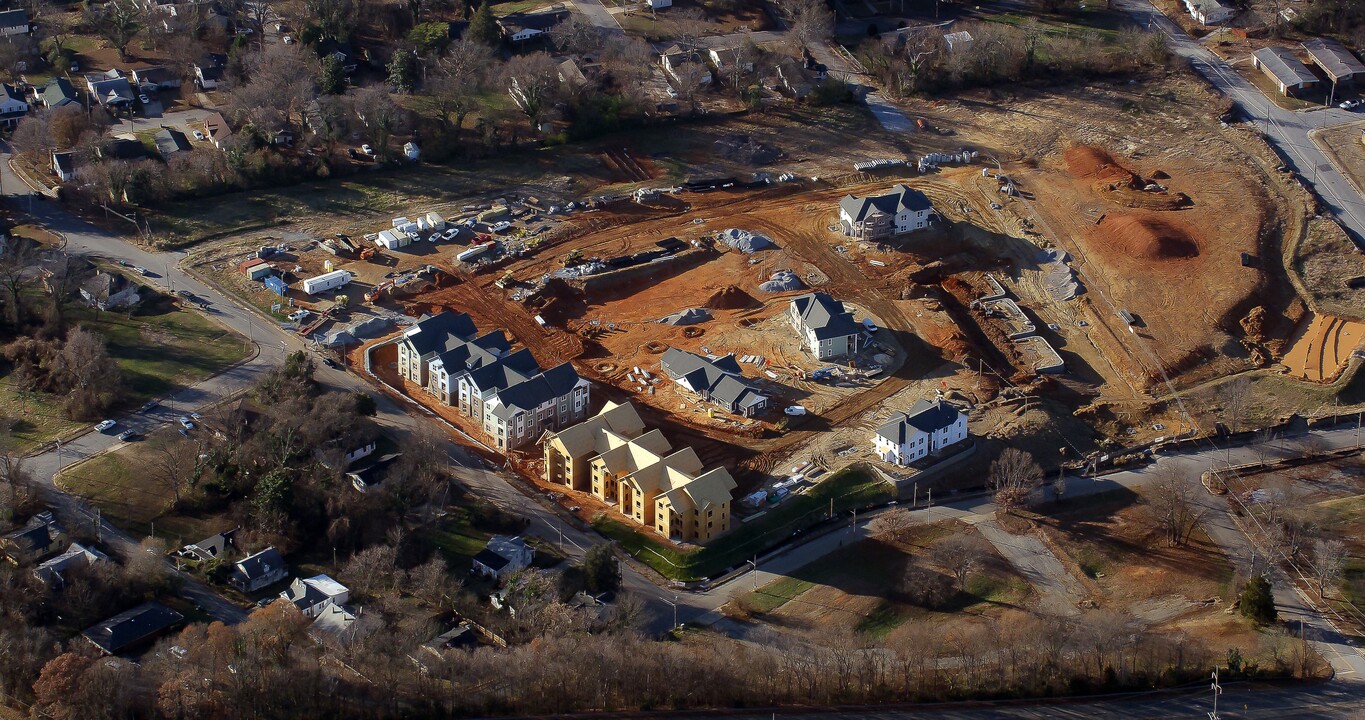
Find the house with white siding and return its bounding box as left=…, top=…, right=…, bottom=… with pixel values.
left=872, top=399, right=968, bottom=466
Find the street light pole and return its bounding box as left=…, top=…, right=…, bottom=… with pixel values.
left=746, top=558, right=757, bottom=590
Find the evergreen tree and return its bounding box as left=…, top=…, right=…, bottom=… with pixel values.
left=1239, top=574, right=1277, bottom=625
left=581, top=542, right=621, bottom=595
left=467, top=3, right=500, bottom=47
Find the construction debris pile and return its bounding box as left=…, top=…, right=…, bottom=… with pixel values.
left=320, top=316, right=394, bottom=346
left=719, top=228, right=774, bottom=253
left=918, top=150, right=977, bottom=173
left=1038, top=249, right=1081, bottom=301
left=657, top=308, right=713, bottom=325
left=759, top=270, right=804, bottom=293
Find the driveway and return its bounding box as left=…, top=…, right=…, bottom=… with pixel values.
left=974, top=518, right=1086, bottom=616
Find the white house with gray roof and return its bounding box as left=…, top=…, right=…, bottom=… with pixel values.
left=1252, top=47, right=1319, bottom=96
left=1180, top=0, right=1234, bottom=25
left=790, top=292, right=862, bottom=360
left=873, top=399, right=967, bottom=466
left=660, top=348, right=768, bottom=417
left=839, top=184, right=933, bottom=240
left=228, top=546, right=287, bottom=592
left=397, top=311, right=590, bottom=451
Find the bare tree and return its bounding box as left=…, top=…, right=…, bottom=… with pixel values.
left=84, top=0, right=146, bottom=61
left=930, top=533, right=986, bottom=590
left=788, top=0, right=834, bottom=50
left=990, top=447, right=1042, bottom=515
left=1311, top=538, right=1347, bottom=599
left=1147, top=465, right=1205, bottom=547
left=548, top=13, right=601, bottom=55
left=504, top=52, right=560, bottom=131
left=144, top=437, right=205, bottom=507
left=422, top=38, right=492, bottom=139
left=869, top=507, right=916, bottom=544
left=351, top=86, right=410, bottom=160
left=1222, top=376, right=1252, bottom=432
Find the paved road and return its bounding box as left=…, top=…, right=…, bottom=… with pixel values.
left=1115, top=0, right=1365, bottom=246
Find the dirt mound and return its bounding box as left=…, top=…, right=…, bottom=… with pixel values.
left=1065, top=146, right=1137, bottom=184
left=1091, top=214, right=1200, bottom=261
left=705, top=285, right=759, bottom=310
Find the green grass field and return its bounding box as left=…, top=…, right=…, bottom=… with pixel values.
left=0, top=295, right=250, bottom=454
left=422, top=508, right=495, bottom=573
left=745, top=576, right=816, bottom=613
left=595, top=466, right=893, bottom=581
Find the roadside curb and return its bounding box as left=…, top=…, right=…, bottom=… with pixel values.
left=1308, top=127, right=1365, bottom=217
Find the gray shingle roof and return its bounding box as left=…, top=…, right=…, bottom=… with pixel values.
left=791, top=292, right=861, bottom=340
left=877, top=399, right=963, bottom=443
left=82, top=601, right=183, bottom=655
left=840, top=184, right=932, bottom=224
left=661, top=348, right=765, bottom=411
left=0, top=9, right=27, bottom=28
left=405, top=311, right=479, bottom=357
left=155, top=127, right=191, bottom=156
left=1301, top=38, right=1365, bottom=81
left=41, top=78, right=76, bottom=107
left=1253, top=47, right=1318, bottom=87
left=234, top=546, right=285, bottom=582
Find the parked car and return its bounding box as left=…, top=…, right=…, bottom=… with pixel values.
left=117, top=430, right=139, bottom=441
left=133, top=266, right=149, bottom=276
left=442, top=228, right=461, bottom=241
left=138, top=94, right=150, bottom=105
left=489, top=221, right=512, bottom=233
left=666, top=86, right=679, bottom=98
left=288, top=309, right=311, bottom=322
left=192, top=130, right=206, bottom=141
left=862, top=318, right=879, bottom=333
left=140, top=400, right=158, bottom=412
left=282, top=35, right=294, bottom=44
left=178, top=416, right=195, bottom=430
left=322, top=357, right=339, bottom=368
left=360, top=144, right=374, bottom=156
left=1339, top=99, right=1362, bottom=110
left=95, top=419, right=117, bottom=432
left=189, top=412, right=201, bottom=421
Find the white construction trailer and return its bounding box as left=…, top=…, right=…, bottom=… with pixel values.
left=303, top=270, right=352, bottom=295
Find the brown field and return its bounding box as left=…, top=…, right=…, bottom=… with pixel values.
left=1280, top=313, right=1365, bottom=383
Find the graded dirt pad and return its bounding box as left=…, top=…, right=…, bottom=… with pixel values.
left=1089, top=214, right=1200, bottom=261
left=1064, top=146, right=1137, bottom=184
left=1280, top=312, right=1365, bottom=383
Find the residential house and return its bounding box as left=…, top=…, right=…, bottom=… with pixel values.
left=82, top=601, right=184, bottom=655
left=202, top=111, right=232, bottom=149
left=1251, top=47, right=1318, bottom=96
left=227, top=546, right=287, bottom=592
left=542, top=401, right=736, bottom=543
left=660, top=45, right=712, bottom=86
left=0, top=84, right=27, bottom=128
left=1302, top=38, right=1365, bottom=87
left=132, top=66, right=182, bottom=90
left=397, top=311, right=590, bottom=451
left=422, top=622, right=478, bottom=655
left=154, top=127, right=192, bottom=157
left=38, top=78, right=77, bottom=108
left=0, top=8, right=29, bottom=36
left=194, top=54, right=226, bottom=89
left=1180, top=0, right=1234, bottom=25
left=85, top=71, right=134, bottom=110
left=0, top=512, right=68, bottom=565
left=51, top=151, right=74, bottom=182
left=789, top=292, right=862, bottom=360
left=346, top=452, right=402, bottom=493
left=279, top=574, right=349, bottom=618
left=557, top=58, right=589, bottom=88
left=498, top=10, right=566, bottom=43
left=310, top=604, right=375, bottom=647
left=177, top=529, right=236, bottom=562
left=34, top=543, right=108, bottom=587
left=839, top=184, right=934, bottom=239
left=472, top=535, right=533, bottom=579
left=708, top=46, right=754, bottom=74
left=318, top=40, right=359, bottom=73
left=98, top=138, right=148, bottom=161
left=943, top=30, right=973, bottom=53
left=659, top=348, right=768, bottom=417
left=773, top=59, right=813, bottom=99
left=872, top=398, right=969, bottom=466
left=79, top=271, right=141, bottom=311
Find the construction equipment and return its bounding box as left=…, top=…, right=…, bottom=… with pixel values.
left=359, top=247, right=377, bottom=261
left=563, top=249, right=583, bottom=267
left=495, top=270, right=516, bottom=289
left=365, top=281, right=392, bottom=304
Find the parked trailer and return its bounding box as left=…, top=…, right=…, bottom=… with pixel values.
left=456, top=242, right=496, bottom=263
left=302, top=270, right=352, bottom=295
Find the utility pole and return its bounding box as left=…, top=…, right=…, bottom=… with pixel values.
left=746, top=557, right=757, bottom=590
left=1209, top=668, right=1222, bottom=720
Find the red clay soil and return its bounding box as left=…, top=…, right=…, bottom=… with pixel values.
left=705, top=285, right=761, bottom=310
left=1089, top=213, right=1200, bottom=261
left=1065, top=146, right=1139, bottom=185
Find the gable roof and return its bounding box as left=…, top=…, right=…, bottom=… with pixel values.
left=545, top=400, right=647, bottom=458
left=1, top=83, right=24, bottom=106
left=404, top=311, right=479, bottom=357
left=474, top=534, right=528, bottom=571
left=52, top=151, right=74, bottom=174
left=132, top=66, right=178, bottom=86
left=40, top=78, right=77, bottom=107
left=709, top=373, right=766, bottom=410
left=281, top=574, right=348, bottom=610
left=660, top=466, right=737, bottom=512
left=203, top=111, right=232, bottom=142
left=346, top=452, right=402, bottom=489
left=498, top=10, right=567, bottom=34
left=791, top=292, right=861, bottom=340
left=182, top=529, right=235, bottom=560
left=0, top=8, right=28, bottom=27
left=82, top=601, right=183, bottom=654
left=35, top=543, right=107, bottom=585
left=1253, top=46, right=1318, bottom=87
left=3, top=513, right=64, bottom=554
left=234, top=546, right=285, bottom=581
left=1301, top=38, right=1365, bottom=81
left=876, top=399, right=964, bottom=443
left=101, top=138, right=147, bottom=160
left=155, top=127, right=191, bottom=155
left=840, top=184, right=933, bottom=223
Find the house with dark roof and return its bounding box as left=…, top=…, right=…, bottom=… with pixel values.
left=498, top=10, right=567, bottom=43
left=318, top=40, right=359, bottom=73
left=398, top=311, right=590, bottom=451
left=1, top=512, right=69, bottom=565
left=279, top=574, right=349, bottom=618
left=660, top=348, right=768, bottom=417
left=132, top=65, right=181, bottom=90
left=154, top=127, right=192, bottom=157
left=98, top=138, right=148, bottom=161
left=39, top=78, right=77, bottom=108
left=52, top=151, right=74, bottom=182
left=0, top=84, right=27, bottom=128
left=346, top=452, right=402, bottom=493
left=177, top=528, right=236, bottom=562
left=472, top=535, right=533, bottom=579
left=85, top=71, right=135, bottom=109
left=228, top=546, right=287, bottom=592
left=790, top=292, right=862, bottom=360
left=0, top=8, right=29, bottom=36
left=202, top=111, right=232, bottom=149
left=839, top=184, right=934, bottom=240
left=34, top=543, right=107, bottom=587
left=1302, top=38, right=1365, bottom=86
left=1252, top=47, right=1319, bottom=96
left=83, top=601, right=184, bottom=655
left=872, top=398, right=968, bottom=466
